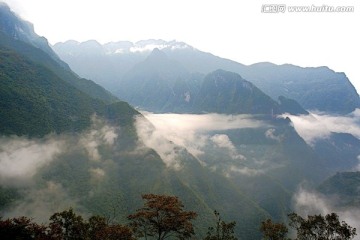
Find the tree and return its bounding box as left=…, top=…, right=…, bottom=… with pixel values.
left=48, top=208, right=88, bottom=240
left=288, top=212, right=357, bottom=240
left=88, top=215, right=135, bottom=240
left=204, top=210, right=237, bottom=240
left=260, top=219, right=288, bottom=240
left=0, top=216, right=48, bottom=240
left=128, top=193, right=197, bottom=240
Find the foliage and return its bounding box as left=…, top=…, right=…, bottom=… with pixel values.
left=260, top=219, right=288, bottom=240
left=0, top=47, right=138, bottom=137
left=0, top=209, right=134, bottom=240
left=288, top=212, right=357, bottom=240
left=128, top=194, right=197, bottom=240
left=0, top=216, right=48, bottom=240
left=204, top=210, right=237, bottom=240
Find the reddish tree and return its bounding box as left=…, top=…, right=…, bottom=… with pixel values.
left=128, top=194, right=197, bottom=240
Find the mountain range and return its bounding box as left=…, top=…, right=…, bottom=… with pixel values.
left=1, top=3, right=360, bottom=239
left=54, top=39, right=360, bottom=114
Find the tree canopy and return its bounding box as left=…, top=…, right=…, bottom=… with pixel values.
left=128, top=194, right=197, bottom=240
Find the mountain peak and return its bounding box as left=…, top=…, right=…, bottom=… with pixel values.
left=146, top=48, right=168, bottom=62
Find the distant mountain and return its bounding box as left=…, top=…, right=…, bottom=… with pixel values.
left=318, top=171, right=360, bottom=207
left=54, top=39, right=360, bottom=114
left=193, top=69, right=280, bottom=114
left=116, top=48, right=197, bottom=112
left=244, top=63, right=360, bottom=114
left=115, top=50, right=308, bottom=115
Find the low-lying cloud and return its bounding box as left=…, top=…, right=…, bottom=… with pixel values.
left=211, top=134, right=245, bottom=160
left=0, top=136, right=65, bottom=186
left=0, top=116, right=120, bottom=220
left=136, top=113, right=268, bottom=171
left=282, top=109, right=360, bottom=145
left=3, top=181, right=82, bottom=223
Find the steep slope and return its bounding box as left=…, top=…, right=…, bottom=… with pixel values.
left=318, top=172, right=360, bottom=207
left=244, top=63, right=360, bottom=114
left=194, top=69, right=280, bottom=114
left=0, top=4, right=116, bottom=103
left=0, top=3, right=62, bottom=65
left=0, top=47, right=138, bottom=136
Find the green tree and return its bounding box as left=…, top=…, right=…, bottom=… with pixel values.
left=204, top=210, right=237, bottom=240
left=260, top=219, right=288, bottom=240
left=288, top=212, right=357, bottom=240
left=128, top=194, right=197, bottom=240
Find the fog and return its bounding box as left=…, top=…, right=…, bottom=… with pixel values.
left=0, top=136, right=65, bottom=187
left=282, top=109, right=360, bottom=145
left=0, top=116, right=119, bottom=221
left=138, top=113, right=268, bottom=160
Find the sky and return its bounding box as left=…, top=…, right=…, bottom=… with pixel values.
left=2, top=0, right=360, bottom=93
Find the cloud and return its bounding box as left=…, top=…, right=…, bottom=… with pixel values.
left=129, top=44, right=168, bottom=53
left=0, top=136, right=65, bottom=186
left=143, top=113, right=267, bottom=133
left=293, top=187, right=360, bottom=239
left=229, top=165, right=263, bottom=176
left=281, top=109, right=360, bottom=145
left=0, top=116, right=118, bottom=187
left=135, top=116, right=183, bottom=170
left=210, top=134, right=245, bottom=160
left=79, top=116, right=118, bottom=162
left=0, top=116, right=122, bottom=223
left=265, top=128, right=282, bottom=142
left=135, top=113, right=267, bottom=170
left=3, top=181, right=83, bottom=223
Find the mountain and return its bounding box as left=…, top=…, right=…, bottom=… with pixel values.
left=2, top=4, right=360, bottom=239
left=244, top=63, right=360, bottom=114
left=0, top=3, right=137, bottom=136
left=193, top=69, right=280, bottom=114
left=54, top=39, right=360, bottom=114
left=0, top=3, right=62, bottom=65
left=116, top=53, right=308, bottom=115
left=318, top=171, right=360, bottom=207
left=116, top=48, right=194, bottom=112
left=0, top=4, right=116, bottom=103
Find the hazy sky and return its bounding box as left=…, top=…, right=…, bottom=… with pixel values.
left=2, top=0, right=360, bottom=92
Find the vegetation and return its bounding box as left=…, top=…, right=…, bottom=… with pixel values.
left=260, top=219, right=288, bottom=240
left=0, top=47, right=138, bottom=137
left=204, top=210, right=237, bottom=240
left=260, top=213, right=357, bottom=240
left=288, top=212, right=357, bottom=240
left=0, top=209, right=134, bottom=240
left=128, top=194, right=197, bottom=240
left=0, top=194, right=357, bottom=240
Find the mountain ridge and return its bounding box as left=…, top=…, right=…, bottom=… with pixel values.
left=54, top=39, right=360, bottom=114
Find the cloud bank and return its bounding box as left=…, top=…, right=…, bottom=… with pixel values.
left=0, top=136, right=65, bottom=186
left=135, top=113, right=268, bottom=171
left=282, top=109, right=360, bottom=145
left=0, top=116, right=119, bottom=220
